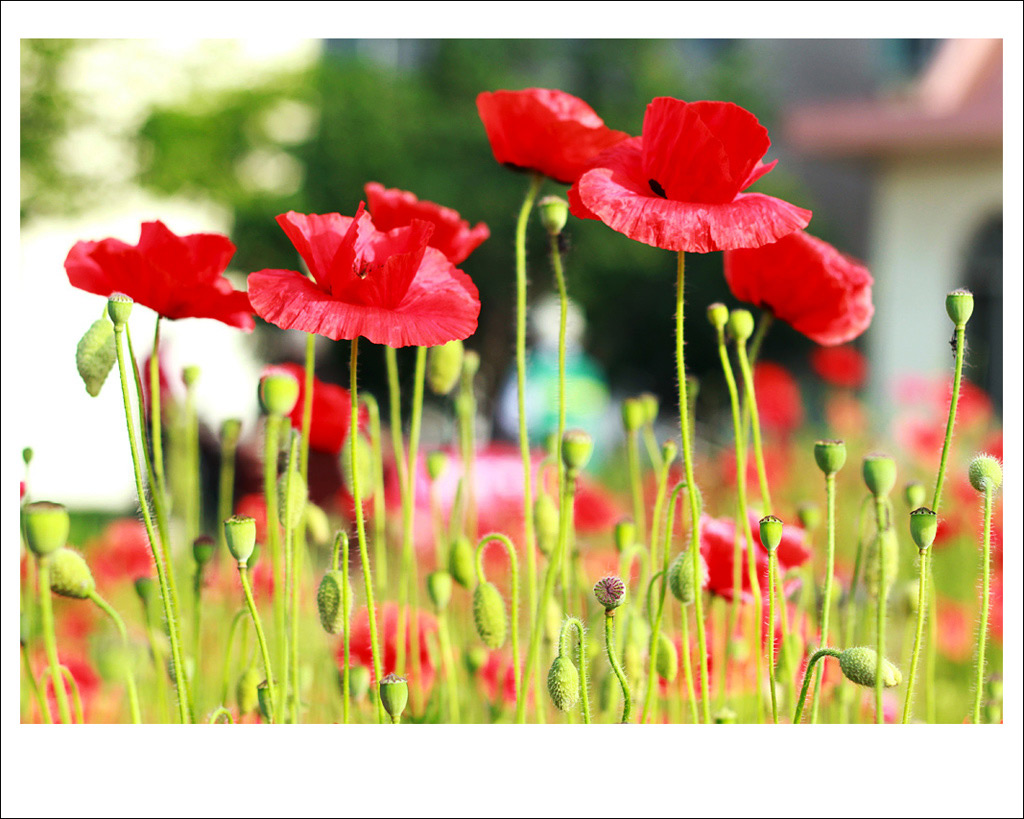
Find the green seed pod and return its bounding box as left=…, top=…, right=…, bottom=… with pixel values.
left=76, top=318, right=116, bottom=397
left=707, top=302, right=729, bottom=331
left=192, top=535, right=216, bottom=567
left=464, top=647, right=488, bottom=677
left=182, top=365, right=201, bottom=388
left=614, top=517, right=636, bottom=553
left=224, top=515, right=257, bottom=564
left=561, top=428, right=593, bottom=474
left=22, top=501, right=70, bottom=556
left=903, top=481, right=927, bottom=510
left=538, top=195, right=569, bottom=236
left=220, top=417, right=242, bottom=446
left=348, top=664, right=371, bottom=701
left=759, top=515, right=784, bottom=552
left=727, top=309, right=755, bottom=343
left=638, top=392, right=659, bottom=425
left=655, top=632, right=678, bottom=682
left=448, top=536, right=475, bottom=588
left=593, top=575, right=626, bottom=611
left=968, top=454, right=1003, bottom=494
left=865, top=529, right=899, bottom=599
left=49, top=548, right=95, bottom=599
left=258, top=370, right=300, bottom=416
left=277, top=469, right=308, bottom=530
left=23, top=447, right=34, bottom=466
left=547, top=654, right=580, bottom=711
left=340, top=432, right=375, bottom=499
left=838, top=646, right=902, bottom=688
left=106, top=293, right=133, bottom=327
left=257, top=679, right=274, bottom=721
left=945, top=288, right=974, bottom=326
left=379, top=673, right=409, bottom=720
left=462, top=349, right=480, bottom=380
left=909, top=507, right=938, bottom=551
left=303, top=502, right=331, bottom=547
left=236, top=667, right=261, bottom=715
left=797, top=501, right=821, bottom=532
left=534, top=491, right=559, bottom=558
left=715, top=707, right=738, bottom=724
left=427, top=339, right=464, bottom=396
left=316, top=570, right=347, bottom=634
left=862, top=453, right=897, bottom=498
left=661, top=439, right=678, bottom=466
left=426, top=570, right=453, bottom=611
left=668, top=551, right=698, bottom=605
left=621, top=397, right=645, bottom=432
left=426, top=450, right=449, bottom=482
left=473, top=581, right=507, bottom=649
left=814, top=439, right=847, bottom=475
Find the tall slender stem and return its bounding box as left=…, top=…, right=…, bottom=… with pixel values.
left=21, top=643, right=52, bottom=724
left=605, top=611, right=631, bottom=723
left=810, top=471, right=838, bottom=724
left=973, top=487, right=993, bottom=723
left=679, top=608, right=698, bottom=723
left=902, top=549, right=929, bottom=723
left=283, top=434, right=301, bottom=723
left=149, top=317, right=167, bottom=500
left=874, top=497, right=888, bottom=724
left=363, top=395, right=388, bottom=598
left=549, top=230, right=573, bottom=624
left=735, top=338, right=772, bottom=514
left=89, top=591, right=141, bottom=724
left=238, top=564, right=276, bottom=723
left=262, top=412, right=286, bottom=705
left=35, top=558, right=72, bottom=724
left=299, top=332, right=315, bottom=482
left=767, top=548, right=779, bottom=723
left=558, top=616, right=590, bottom=723
left=932, top=325, right=966, bottom=513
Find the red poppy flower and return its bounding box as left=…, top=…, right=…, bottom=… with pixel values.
left=811, top=344, right=869, bottom=390
left=477, top=650, right=518, bottom=708
left=724, top=230, right=873, bottom=345
left=343, top=603, right=437, bottom=691
left=752, top=361, right=804, bottom=436
left=64, top=220, right=254, bottom=330
left=87, top=519, right=155, bottom=589
left=248, top=207, right=480, bottom=348
left=936, top=597, right=974, bottom=661
left=569, top=98, right=811, bottom=253
left=275, top=362, right=368, bottom=456
left=365, top=182, right=490, bottom=265
left=476, top=88, right=630, bottom=185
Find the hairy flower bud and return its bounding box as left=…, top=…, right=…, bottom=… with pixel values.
left=76, top=318, right=116, bottom=397
left=448, top=536, right=475, bottom=589
left=838, top=646, right=902, bottom=688
left=427, top=339, right=464, bottom=395
left=668, top=551, right=700, bottom=605
left=968, top=454, right=1003, bottom=494
left=547, top=654, right=580, bottom=711
left=277, top=469, right=308, bottom=530
left=22, top=501, right=70, bottom=557
left=49, top=548, right=95, bottom=599
left=236, top=667, right=261, bottom=715
left=426, top=570, right=453, bottom=611
left=473, top=581, right=507, bottom=649
left=814, top=439, right=847, bottom=475
left=316, top=570, right=347, bottom=634
left=656, top=632, right=678, bottom=681
left=593, top=575, right=626, bottom=610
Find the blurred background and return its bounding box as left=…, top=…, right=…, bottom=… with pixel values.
left=17, top=37, right=1005, bottom=508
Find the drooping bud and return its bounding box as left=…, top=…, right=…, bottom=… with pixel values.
left=473, top=581, right=507, bottom=649
left=814, top=439, right=847, bottom=475
left=707, top=302, right=729, bottom=332
left=224, top=515, right=257, bottom=564
left=448, top=536, right=475, bottom=589
left=968, top=454, right=1003, bottom=494
left=668, top=551, right=700, bottom=605
left=638, top=392, right=659, bottom=425
left=258, top=369, right=300, bottom=417
left=727, top=309, right=755, bottom=343
left=236, top=667, right=261, bottom=715
left=547, top=654, right=580, bottom=711
left=797, top=501, right=821, bottom=532
left=340, top=431, right=375, bottom=499
left=593, top=575, right=626, bottom=611
left=534, top=492, right=560, bottom=558
left=277, top=469, right=308, bottom=529
left=192, top=535, right=216, bottom=567
left=379, top=673, right=409, bottom=721
left=862, top=453, right=897, bottom=498
left=106, top=293, right=133, bottom=327
left=655, top=632, right=678, bottom=681
left=427, top=339, right=464, bottom=395
left=621, top=397, right=645, bottom=432
left=561, top=428, right=593, bottom=474
left=838, top=646, right=902, bottom=688
left=316, top=570, right=347, bottom=634
left=426, top=570, right=453, bottom=611
left=22, top=501, right=70, bottom=556
left=759, top=515, right=784, bottom=552
left=76, top=318, right=116, bottom=397
left=903, top=481, right=927, bottom=510
left=614, top=518, right=636, bottom=554
left=426, top=450, right=448, bottom=482
left=909, top=507, right=938, bottom=551
left=538, top=195, right=570, bottom=236
left=49, top=548, right=95, bottom=599
left=945, top=288, right=974, bottom=326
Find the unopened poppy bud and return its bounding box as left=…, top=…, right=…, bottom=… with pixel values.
left=257, top=679, right=274, bottom=721
left=192, top=535, right=216, bottom=566
left=473, top=581, right=507, bottom=649
left=426, top=570, right=453, bottom=611
left=426, top=450, right=448, bottom=482
left=427, top=339, right=464, bottom=395
left=106, top=293, right=133, bottom=327
left=759, top=515, right=784, bottom=552
left=727, top=309, right=755, bottom=343
left=316, top=570, right=346, bottom=634
left=224, top=515, right=257, bottom=564
left=379, top=673, right=409, bottom=721
left=945, top=288, right=974, bottom=326
left=462, top=349, right=480, bottom=380
left=341, top=432, right=374, bottom=498
left=968, top=454, right=1002, bottom=493
left=639, top=392, right=659, bottom=425
left=593, top=575, right=626, bottom=610
left=277, top=469, right=308, bottom=529
left=220, top=417, right=242, bottom=445
left=814, top=439, right=847, bottom=475
left=661, top=439, right=678, bottom=464
left=715, top=707, right=738, bottom=724
left=348, top=665, right=371, bottom=701
left=304, top=502, right=330, bottom=546
left=614, top=518, right=636, bottom=553
left=538, top=195, right=570, bottom=236
left=838, top=646, right=902, bottom=688
left=448, top=536, right=475, bottom=588
left=707, top=302, right=729, bottom=331
left=236, top=667, right=261, bottom=715
left=134, top=576, right=157, bottom=610
left=797, top=502, right=821, bottom=532
left=656, top=632, right=678, bottom=681
left=182, top=365, right=201, bottom=388
left=668, top=551, right=699, bottom=605
left=909, top=507, right=938, bottom=551
left=49, top=548, right=95, bottom=599
left=23, top=447, right=33, bottom=466
left=534, top=492, right=559, bottom=558
left=258, top=370, right=300, bottom=416
left=561, top=428, right=593, bottom=474
left=547, top=654, right=580, bottom=711
left=22, top=501, right=70, bottom=556
left=903, top=481, right=927, bottom=510
left=622, top=397, right=645, bottom=432
left=464, top=647, right=488, bottom=677
left=76, top=318, right=116, bottom=397
left=862, top=453, right=897, bottom=498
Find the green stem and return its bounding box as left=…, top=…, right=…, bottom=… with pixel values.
left=208, top=706, right=234, bottom=724
left=557, top=616, right=590, bottom=723
left=767, top=548, right=779, bottom=724
left=149, top=317, right=167, bottom=501
left=679, top=608, right=698, bottom=723
left=973, top=487, right=993, bottom=724
left=476, top=533, right=521, bottom=717
left=626, top=428, right=646, bottom=545
left=283, top=433, right=301, bottom=723
left=874, top=496, right=888, bottom=724
left=238, top=563, right=276, bottom=724
left=299, top=332, right=315, bottom=482
left=793, top=648, right=842, bottom=724
left=332, top=531, right=352, bottom=725
left=436, top=609, right=460, bottom=723
left=263, top=412, right=286, bottom=708
left=218, top=425, right=239, bottom=553
left=605, top=611, right=631, bottom=723
left=21, top=643, right=52, bottom=724
left=932, top=324, right=966, bottom=512
left=810, top=471, right=838, bottom=724
left=902, top=549, right=929, bottom=723
left=185, top=375, right=200, bottom=546
left=89, top=591, right=141, bottom=724
left=219, top=607, right=248, bottom=705
left=53, top=665, right=84, bottom=724
left=363, top=395, right=388, bottom=599
left=457, top=360, right=478, bottom=539
left=35, top=557, right=71, bottom=724
left=735, top=336, right=772, bottom=514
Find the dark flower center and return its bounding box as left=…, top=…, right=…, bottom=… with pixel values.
left=648, top=178, right=667, bottom=198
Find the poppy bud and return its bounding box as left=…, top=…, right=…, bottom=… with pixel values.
left=534, top=492, right=560, bottom=558
left=621, top=397, right=645, bottom=432
left=257, top=679, right=274, bottom=721
left=224, top=515, right=257, bottom=565
left=182, top=365, right=201, bottom=388
left=715, top=707, right=738, bottom=724
left=304, top=502, right=331, bottom=547
left=426, top=570, right=453, bottom=611
left=220, top=417, right=242, bottom=445
left=340, top=432, right=375, bottom=499
left=538, top=195, right=570, bottom=236
left=134, top=576, right=158, bottom=611
left=593, top=575, right=626, bottom=611
left=76, top=318, right=116, bottom=397
left=797, top=501, right=821, bottom=532
left=668, top=551, right=699, bottom=605
left=277, top=469, right=308, bottom=529
left=759, top=515, right=784, bottom=552
left=639, top=392, right=659, bottom=425
left=945, top=288, right=974, bottom=326
left=426, top=451, right=448, bottom=482
left=656, top=632, right=678, bottom=681
left=106, top=293, right=134, bottom=327
left=561, top=429, right=593, bottom=474
left=862, top=453, right=897, bottom=498
left=838, top=646, right=902, bottom=688
left=462, top=349, right=481, bottom=380
left=258, top=370, right=300, bottom=417
left=192, top=535, right=216, bottom=566
left=661, top=439, right=678, bottom=465
left=814, top=439, right=847, bottom=475
left=968, top=454, right=1002, bottom=494
left=909, top=507, right=938, bottom=551
left=427, top=339, right=464, bottom=395
left=614, top=518, right=636, bottom=553
left=448, top=536, right=475, bottom=589
left=23, top=447, right=33, bottom=466
left=707, top=302, right=729, bottom=331
left=316, top=570, right=347, bottom=634
left=464, top=647, right=488, bottom=677
left=473, top=581, right=507, bottom=649
left=727, top=309, right=755, bottom=343
left=865, top=529, right=898, bottom=599
left=379, top=673, right=409, bottom=721
left=236, top=667, right=261, bottom=715
left=48, top=548, right=95, bottom=599
left=547, top=654, right=580, bottom=711
left=903, top=481, right=927, bottom=510
left=348, top=665, right=371, bottom=701
left=22, top=501, right=70, bottom=556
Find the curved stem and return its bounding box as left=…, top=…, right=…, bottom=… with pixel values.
left=89, top=591, right=141, bottom=724
left=810, top=471, right=838, bottom=724
left=21, top=643, right=52, bottom=724
left=53, top=665, right=84, bottom=724
left=974, top=487, right=993, bottom=723
left=793, top=648, right=842, bottom=724
left=208, top=706, right=234, bottom=724
left=219, top=607, right=248, bottom=706
left=902, top=549, right=929, bottom=723
left=35, top=557, right=72, bottom=724
left=476, top=533, right=521, bottom=716
left=932, top=324, right=966, bottom=512
left=238, top=564, right=276, bottom=724
left=605, top=611, right=631, bottom=723
left=557, top=616, right=590, bottom=723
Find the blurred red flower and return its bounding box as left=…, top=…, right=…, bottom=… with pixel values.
left=365, top=182, right=490, bottom=265
left=477, top=650, right=518, bottom=708
left=752, top=361, right=804, bottom=436
left=235, top=493, right=270, bottom=544
left=343, top=603, right=437, bottom=692
left=64, top=221, right=253, bottom=330
left=724, top=230, right=873, bottom=345
left=811, top=344, right=869, bottom=389
left=248, top=207, right=480, bottom=347
left=87, top=519, right=155, bottom=589
left=275, top=362, right=368, bottom=456
left=936, top=597, right=974, bottom=661
left=569, top=97, right=811, bottom=252
left=719, top=439, right=793, bottom=491
left=476, top=88, right=629, bottom=184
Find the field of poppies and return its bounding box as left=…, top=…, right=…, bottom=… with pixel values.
left=17, top=85, right=1005, bottom=736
